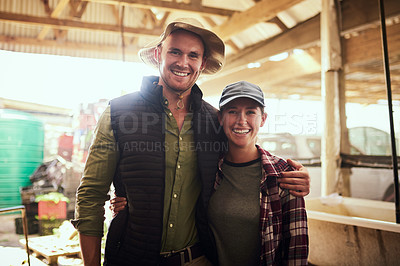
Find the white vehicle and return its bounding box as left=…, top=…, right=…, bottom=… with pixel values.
left=258, top=127, right=399, bottom=201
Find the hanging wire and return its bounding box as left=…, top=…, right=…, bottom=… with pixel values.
left=378, top=0, right=400, bottom=224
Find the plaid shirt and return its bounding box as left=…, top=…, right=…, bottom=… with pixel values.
left=214, top=145, right=308, bottom=266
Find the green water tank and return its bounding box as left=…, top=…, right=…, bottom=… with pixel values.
left=0, top=109, right=44, bottom=208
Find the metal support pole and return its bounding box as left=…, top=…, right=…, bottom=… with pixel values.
left=378, top=0, right=400, bottom=224
left=0, top=205, right=30, bottom=265
left=21, top=208, right=30, bottom=265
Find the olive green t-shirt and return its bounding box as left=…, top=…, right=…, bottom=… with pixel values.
left=208, top=158, right=262, bottom=266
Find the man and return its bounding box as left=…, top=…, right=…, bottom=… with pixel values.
left=73, top=18, right=310, bottom=266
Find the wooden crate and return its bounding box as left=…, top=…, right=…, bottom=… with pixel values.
left=20, top=235, right=80, bottom=265
left=19, top=221, right=80, bottom=265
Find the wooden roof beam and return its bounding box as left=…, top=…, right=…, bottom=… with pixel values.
left=201, top=15, right=241, bottom=54
left=38, top=0, right=70, bottom=40
left=201, top=19, right=400, bottom=96
left=0, top=11, right=163, bottom=37
left=190, top=0, right=202, bottom=8
left=84, top=0, right=235, bottom=17
left=346, top=79, right=399, bottom=87
left=204, top=14, right=321, bottom=84
left=157, top=12, right=170, bottom=28
left=341, top=0, right=400, bottom=35
left=268, top=17, right=289, bottom=31
left=56, top=1, right=89, bottom=41
left=212, top=0, right=304, bottom=41
left=70, top=0, right=89, bottom=18
left=109, top=4, right=121, bottom=25
left=344, top=21, right=400, bottom=66
left=346, top=65, right=400, bottom=77
left=200, top=48, right=321, bottom=96
left=203, top=0, right=400, bottom=85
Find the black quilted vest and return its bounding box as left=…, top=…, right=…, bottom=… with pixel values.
left=104, top=76, right=225, bottom=265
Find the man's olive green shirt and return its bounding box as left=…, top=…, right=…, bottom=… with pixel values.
left=75, top=96, right=200, bottom=252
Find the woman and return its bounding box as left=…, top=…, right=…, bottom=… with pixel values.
left=207, top=81, right=308, bottom=265
left=110, top=81, right=309, bottom=265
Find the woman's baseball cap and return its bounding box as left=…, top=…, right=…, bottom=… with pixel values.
left=219, top=81, right=265, bottom=109
left=138, top=18, right=225, bottom=75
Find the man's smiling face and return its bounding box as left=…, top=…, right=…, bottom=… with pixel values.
left=156, top=29, right=206, bottom=92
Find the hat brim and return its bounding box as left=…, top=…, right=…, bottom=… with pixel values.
left=219, top=95, right=266, bottom=109
left=139, top=19, right=225, bottom=75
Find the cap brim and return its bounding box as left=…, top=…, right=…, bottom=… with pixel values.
left=219, top=95, right=265, bottom=109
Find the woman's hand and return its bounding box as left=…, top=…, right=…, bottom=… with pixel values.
left=279, top=159, right=310, bottom=197
left=109, top=196, right=127, bottom=217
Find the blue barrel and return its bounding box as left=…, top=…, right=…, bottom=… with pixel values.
left=0, top=109, right=44, bottom=208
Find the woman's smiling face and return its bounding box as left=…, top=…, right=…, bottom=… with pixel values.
left=219, top=97, right=267, bottom=151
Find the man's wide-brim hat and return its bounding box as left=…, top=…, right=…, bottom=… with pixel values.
left=138, top=18, right=225, bottom=75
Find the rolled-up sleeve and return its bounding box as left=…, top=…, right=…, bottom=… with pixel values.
left=72, top=106, right=119, bottom=237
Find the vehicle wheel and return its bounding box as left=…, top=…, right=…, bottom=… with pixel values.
left=382, top=184, right=400, bottom=202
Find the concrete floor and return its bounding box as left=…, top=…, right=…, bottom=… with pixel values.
left=0, top=214, right=45, bottom=265
left=0, top=214, right=25, bottom=247
left=0, top=214, right=82, bottom=266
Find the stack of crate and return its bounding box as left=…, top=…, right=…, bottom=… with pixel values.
left=36, top=192, right=69, bottom=236
left=16, top=187, right=38, bottom=234
left=37, top=199, right=67, bottom=235
left=16, top=186, right=59, bottom=235
left=62, top=164, right=83, bottom=219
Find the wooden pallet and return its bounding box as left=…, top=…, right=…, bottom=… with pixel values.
left=19, top=234, right=81, bottom=265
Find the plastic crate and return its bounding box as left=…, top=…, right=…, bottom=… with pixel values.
left=38, top=200, right=67, bottom=219
left=38, top=219, right=64, bottom=236
left=20, top=187, right=36, bottom=204
left=24, top=202, right=38, bottom=217
left=15, top=217, right=39, bottom=235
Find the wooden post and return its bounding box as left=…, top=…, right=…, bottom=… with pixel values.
left=321, top=0, right=345, bottom=196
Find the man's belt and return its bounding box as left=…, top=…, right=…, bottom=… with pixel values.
left=159, top=242, right=204, bottom=266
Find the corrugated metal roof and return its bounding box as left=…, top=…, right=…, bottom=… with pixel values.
left=278, top=0, right=321, bottom=27
left=0, top=0, right=399, bottom=103
left=0, top=0, right=321, bottom=59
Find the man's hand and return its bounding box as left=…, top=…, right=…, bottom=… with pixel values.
left=109, top=196, right=127, bottom=217
left=279, top=159, right=310, bottom=197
